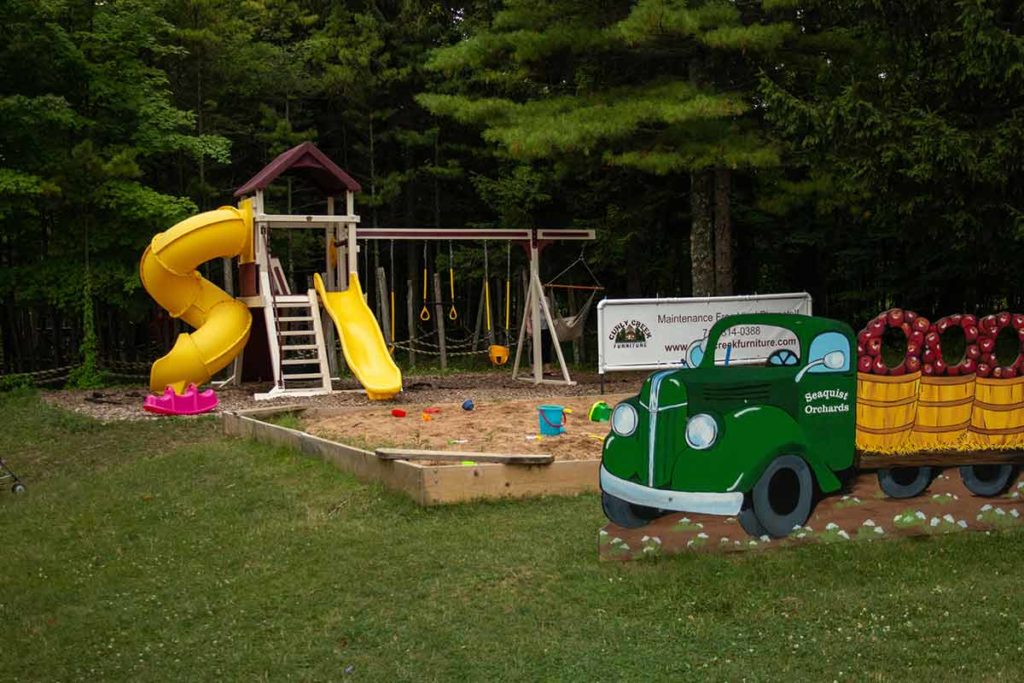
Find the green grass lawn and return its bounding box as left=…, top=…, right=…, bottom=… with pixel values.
left=2, top=390, right=1023, bottom=681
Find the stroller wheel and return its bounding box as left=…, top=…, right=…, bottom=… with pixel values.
left=12, top=483, right=25, bottom=494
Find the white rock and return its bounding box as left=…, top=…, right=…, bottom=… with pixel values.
left=838, top=530, right=850, bottom=540
left=863, top=519, right=876, bottom=527
left=874, top=526, right=885, bottom=534
left=996, top=508, right=1006, bottom=516
left=1011, top=509, right=1020, bottom=518
left=760, top=534, right=771, bottom=542
left=930, top=517, right=940, bottom=527
left=943, top=513, right=955, bottom=523
left=826, top=522, right=839, bottom=530
left=982, top=504, right=993, bottom=511
left=957, top=520, right=968, bottom=528
left=915, top=510, right=926, bottom=519
left=697, top=532, right=709, bottom=539
left=641, top=535, right=650, bottom=542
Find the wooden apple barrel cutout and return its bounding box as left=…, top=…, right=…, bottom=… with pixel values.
left=908, top=315, right=977, bottom=449
left=968, top=312, right=1024, bottom=447
left=855, top=309, right=927, bottom=451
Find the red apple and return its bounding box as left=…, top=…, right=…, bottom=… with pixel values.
left=923, top=363, right=935, bottom=376
left=858, top=355, right=874, bottom=373
left=867, top=318, right=886, bottom=336
left=913, top=316, right=930, bottom=332
left=934, top=358, right=947, bottom=375
left=890, top=362, right=907, bottom=376
left=947, top=364, right=961, bottom=377
left=962, top=314, right=977, bottom=327
left=857, top=330, right=870, bottom=346
left=979, top=336, right=995, bottom=354
left=1013, top=314, right=1024, bottom=330
left=925, top=331, right=940, bottom=347
left=923, top=348, right=937, bottom=364
left=857, top=343, right=866, bottom=357
left=982, top=352, right=997, bottom=366
left=1004, top=367, right=1018, bottom=379
left=978, top=362, right=993, bottom=378
left=872, top=356, right=888, bottom=375
left=981, top=315, right=999, bottom=333
left=961, top=358, right=977, bottom=374
left=906, top=342, right=921, bottom=357
left=887, top=309, right=905, bottom=326
left=905, top=310, right=918, bottom=323
left=867, top=338, right=882, bottom=356
left=906, top=356, right=922, bottom=373
left=966, top=344, right=981, bottom=360
left=936, top=319, right=950, bottom=334
left=997, top=311, right=1011, bottom=327
left=964, top=325, right=979, bottom=342
left=949, top=314, right=963, bottom=326
left=900, top=322, right=913, bottom=339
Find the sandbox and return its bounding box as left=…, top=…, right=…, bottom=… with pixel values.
left=223, top=394, right=630, bottom=505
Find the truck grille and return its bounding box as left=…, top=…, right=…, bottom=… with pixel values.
left=700, top=384, right=771, bottom=402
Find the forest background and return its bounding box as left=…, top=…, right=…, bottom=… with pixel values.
left=2, top=0, right=1023, bottom=380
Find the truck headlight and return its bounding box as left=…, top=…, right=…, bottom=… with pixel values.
left=685, top=413, right=718, bottom=450
left=611, top=403, right=638, bottom=437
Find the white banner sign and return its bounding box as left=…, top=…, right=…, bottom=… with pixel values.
left=597, top=293, right=813, bottom=373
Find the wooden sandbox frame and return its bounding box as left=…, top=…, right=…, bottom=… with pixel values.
left=222, top=405, right=600, bottom=505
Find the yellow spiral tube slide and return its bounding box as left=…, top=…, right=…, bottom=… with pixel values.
left=139, top=200, right=255, bottom=394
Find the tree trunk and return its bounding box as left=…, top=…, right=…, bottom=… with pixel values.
left=714, top=168, right=733, bottom=296
left=690, top=170, right=715, bottom=297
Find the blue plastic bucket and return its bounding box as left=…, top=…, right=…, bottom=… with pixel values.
left=538, top=404, right=566, bottom=436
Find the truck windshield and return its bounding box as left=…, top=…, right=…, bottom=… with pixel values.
left=712, top=324, right=801, bottom=367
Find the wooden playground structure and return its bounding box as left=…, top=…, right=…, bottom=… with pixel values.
left=220, top=142, right=599, bottom=399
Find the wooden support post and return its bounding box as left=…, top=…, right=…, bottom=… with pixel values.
left=472, top=280, right=485, bottom=351
left=376, top=266, right=391, bottom=345
left=433, top=271, right=447, bottom=370
left=568, top=288, right=580, bottom=365
left=406, top=279, right=416, bottom=368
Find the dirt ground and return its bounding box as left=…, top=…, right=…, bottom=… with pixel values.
left=303, top=393, right=632, bottom=462
left=600, top=470, right=1024, bottom=560
left=39, top=370, right=649, bottom=423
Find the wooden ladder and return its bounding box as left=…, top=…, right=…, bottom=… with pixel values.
left=273, top=291, right=332, bottom=393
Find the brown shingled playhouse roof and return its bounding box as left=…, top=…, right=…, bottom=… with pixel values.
left=234, top=141, right=362, bottom=197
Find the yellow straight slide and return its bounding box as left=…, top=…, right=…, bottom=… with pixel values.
left=140, top=200, right=254, bottom=394
left=314, top=272, right=402, bottom=400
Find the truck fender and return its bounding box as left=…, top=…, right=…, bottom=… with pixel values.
left=724, top=406, right=842, bottom=494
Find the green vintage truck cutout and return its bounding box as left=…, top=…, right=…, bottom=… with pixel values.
left=600, top=313, right=860, bottom=538
left=601, top=311, right=1024, bottom=539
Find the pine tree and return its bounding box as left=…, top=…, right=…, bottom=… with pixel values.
left=418, top=0, right=792, bottom=295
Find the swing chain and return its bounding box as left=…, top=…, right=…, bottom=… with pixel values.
left=447, top=240, right=458, bottom=321
left=419, top=242, right=431, bottom=321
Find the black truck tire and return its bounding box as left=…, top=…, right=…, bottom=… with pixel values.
left=601, top=491, right=664, bottom=529
left=877, top=466, right=933, bottom=499
left=960, top=464, right=1015, bottom=497
left=747, top=455, right=815, bottom=539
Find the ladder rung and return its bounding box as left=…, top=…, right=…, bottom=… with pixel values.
left=282, top=358, right=320, bottom=365
left=274, top=295, right=310, bottom=303
left=283, top=344, right=318, bottom=351
left=275, top=302, right=312, bottom=309
left=280, top=330, right=315, bottom=336
left=278, top=316, right=313, bottom=322
left=282, top=372, right=323, bottom=380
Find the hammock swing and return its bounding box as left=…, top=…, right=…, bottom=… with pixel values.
left=543, top=249, right=603, bottom=342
